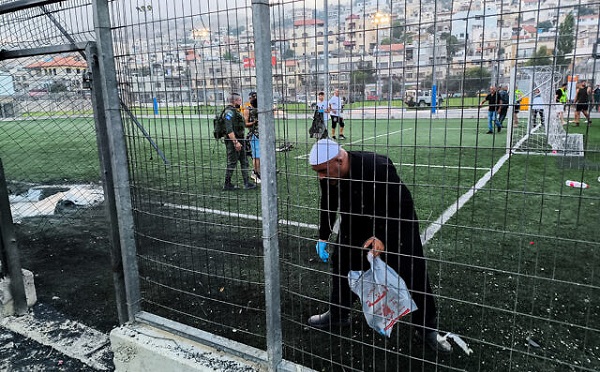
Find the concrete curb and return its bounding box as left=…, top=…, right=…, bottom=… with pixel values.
left=111, top=323, right=264, bottom=371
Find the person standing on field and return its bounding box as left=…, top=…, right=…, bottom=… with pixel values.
left=593, top=84, right=600, bottom=113
left=573, top=81, right=592, bottom=126
left=329, top=88, right=345, bottom=140
left=222, top=93, right=256, bottom=191
left=480, top=86, right=501, bottom=134
left=555, top=82, right=567, bottom=126
left=513, top=87, right=523, bottom=126
left=307, top=139, right=452, bottom=354
left=244, top=92, right=261, bottom=184
left=496, top=85, right=510, bottom=127
left=531, top=88, right=545, bottom=127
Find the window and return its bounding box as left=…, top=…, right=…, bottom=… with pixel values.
left=66, top=68, right=72, bottom=74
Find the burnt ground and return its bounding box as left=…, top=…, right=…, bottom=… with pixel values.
left=2, top=204, right=117, bottom=371
left=3, top=197, right=597, bottom=372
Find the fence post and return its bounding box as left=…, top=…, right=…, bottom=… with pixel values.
left=92, top=0, right=141, bottom=321
left=0, top=158, right=28, bottom=315
left=86, top=42, right=129, bottom=324
left=252, top=1, right=282, bottom=371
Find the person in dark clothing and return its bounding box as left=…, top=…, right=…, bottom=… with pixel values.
left=496, top=85, right=510, bottom=127
left=573, top=81, right=592, bottom=126
left=307, top=139, right=452, bottom=354
left=223, top=93, right=256, bottom=190
left=480, top=86, right=501, bottom=133
left=555, top=82, right=567, bottom=126
left=244, top=92, right=261, bottom=184
left=594, top=85, right=600, bottom=113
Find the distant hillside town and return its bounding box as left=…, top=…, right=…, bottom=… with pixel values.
left=0, top=0, right=598, bottom=110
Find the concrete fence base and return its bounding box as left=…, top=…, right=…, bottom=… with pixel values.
left=110, top=322, right=266, bottom=372
left=0, top=269, right=37, bottom=318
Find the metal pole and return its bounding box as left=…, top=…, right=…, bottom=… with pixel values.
left=252, top=1, right=282, bottom=371
left=93, top=0, right=141, bottom=321
left=506, top=66, right=517, bottom=154
left=86, top=42, right=128, bottom=324
left=323, top=0, right=329, bottom=96
left=0, top=159, right=28, bottom=315
left=431, top=1, right=438, bottom=114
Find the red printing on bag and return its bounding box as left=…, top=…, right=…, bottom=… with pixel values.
left=366, top=287, right=388, bottom=307
left=384, top=308, right=411, bottom=331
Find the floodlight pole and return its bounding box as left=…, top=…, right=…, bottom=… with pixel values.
left=431, top=0, right=438, bottom=114
left=324, top=0, right=329, bottom=96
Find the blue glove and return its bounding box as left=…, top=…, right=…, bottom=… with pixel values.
left=315, top=241, right=329, bottom=263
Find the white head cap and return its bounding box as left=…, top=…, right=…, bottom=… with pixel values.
left=309, top=139, right=340, bottom=165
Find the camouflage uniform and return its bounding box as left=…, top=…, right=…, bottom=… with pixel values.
left=223, top=105, right=251, bottom=187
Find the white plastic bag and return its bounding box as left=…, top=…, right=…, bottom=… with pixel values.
left=348, top=252, right=417, bottom=337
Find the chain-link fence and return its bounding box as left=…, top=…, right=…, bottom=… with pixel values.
left=2, top=0, right=600, bottom=371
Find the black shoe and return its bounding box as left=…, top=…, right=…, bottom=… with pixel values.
left=497, top=126, right=502, bottom=133
left=331, top=135, right=336, bottom=140
left=486, top=130, right=493, bottom=134
left=244, top=182, right=257, bottom=190
left=339, top=134, right=346, bottom=140
left=414, top=330, right=453, bottom=354
left=307, top=311, right=351, bottom=329
left=223, top=183, right=238, bottom=191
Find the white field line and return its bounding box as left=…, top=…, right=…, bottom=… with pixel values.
left=166, top=131, right=521, bottom=245
left=400, top=163, right=489, bottom=171
left=419, top=128, right=535, bottom=244
left=420, top=152, right=510, bottom=245
left=1, top=312, right=111, bottom=370
left=162, top=203, right=319, bottom=230
left=295, top=128, right=411, bottom=160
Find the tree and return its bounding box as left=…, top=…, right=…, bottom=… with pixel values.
left=48, top=82, right=68, bottom=93
left=463, top=67, right=491, bottom=94
left=349, top=69, right=376, bottom=97
left=390, top=20, right=412, bottom=43
left=223, top=50, right=237, bottom=61
left=420, top=74, right=434, bottom=89
left=537, top=20, right=553, bottom=31
left=283, top=48, right=295, bottom=59
left=526, top=46, right=552, bottom=66
left=382, top=78, right=402, bottom=98
left=556, top=13, right=574, bottom=67
left=440, top=32, right=461, bottom=57
left=380, top=38, right=393, bottom=45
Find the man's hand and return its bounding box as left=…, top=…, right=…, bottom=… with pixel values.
left=315, top=240, right=329, bottom=262
left=363, top=236, right=385, bottom=257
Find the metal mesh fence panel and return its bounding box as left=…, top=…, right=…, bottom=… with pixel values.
left=108, top=0, right=269, bottom=349
left=1, top=0, right=599, bottom=370
left=0, top=0, right=120, bottom=332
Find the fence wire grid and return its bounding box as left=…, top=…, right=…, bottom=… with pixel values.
left=1, top=0, right=600, bottom=371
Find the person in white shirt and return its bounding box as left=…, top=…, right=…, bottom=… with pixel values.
left=328, top=88, right=346, bottom=140
left=531, top=88, right=545, bottom=127
left=316, top=91, right=329, bottom=121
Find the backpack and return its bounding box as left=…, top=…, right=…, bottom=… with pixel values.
left=309, top=110, right=328, bottom=139
left=213, top=108, right=228, bottom=139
